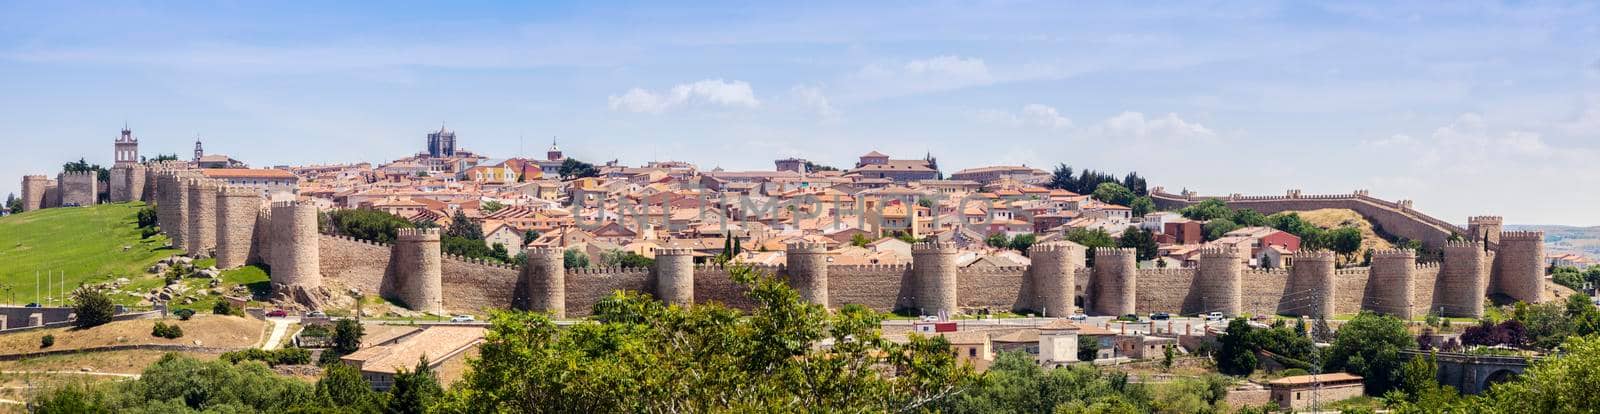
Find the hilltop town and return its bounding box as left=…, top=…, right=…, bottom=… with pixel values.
left=3, top=126, right=1597, bottom=413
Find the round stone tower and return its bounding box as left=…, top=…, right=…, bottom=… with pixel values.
left=1029, top=242, right=1084, bottom=317
left=110, top=164, right=146, bottom=202
left=214, top=186, right=262, bottom=269
left=1493, top=231, right=1545, bottom=304
left=170, top=175, right=193, bottom=252
left=1467, top=216, right=1503, bottom=246
left=785, top=242, right=831, bottom=308
left=911, top=241, right=959, bottom=317
left=1288, top=250, right=1336, bottom=318
left=1091, top=247, right=1137, bottom=316
left=1438, top=241, right=1488, bottom=317
left=1197, top=246, right=1245, bottom=316
left=1369, top=249, right=1417, bottom=319
left=250, top=206, right=274, bottom=266
left=520, top=247, right=566, bottom=317
left=20, top=175, right=48, bottom=212
left=186, top=179, right=219, bottom=257
left=388, top=228, right=443, bottom=314
left=154, top=173, right=174, bottom=239
left=654, top=248, right=695, bottom=306
left=268, top=202, right=323, bottom=294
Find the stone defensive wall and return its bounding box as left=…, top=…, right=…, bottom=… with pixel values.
left=1149, top=188, right=1463, bottom=249
left=132, top=179, right=1546, bottom=319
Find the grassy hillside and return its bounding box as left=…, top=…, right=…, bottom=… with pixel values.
left=0, top=202, right=178, bottom=305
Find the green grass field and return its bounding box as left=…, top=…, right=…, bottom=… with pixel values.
left=0, top=202, right=178, bottom=305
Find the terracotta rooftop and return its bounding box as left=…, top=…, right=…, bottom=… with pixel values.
left=342, top=326, right=484, bottom=375
left=1268, top=373, right=1364, bottom=386
left=200, top=168, right=296, bottom=179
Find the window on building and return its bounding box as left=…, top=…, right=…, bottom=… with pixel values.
left=968, top=348, right=977, bottom=357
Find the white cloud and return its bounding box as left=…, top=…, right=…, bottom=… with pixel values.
left=975, top=104, right=1072, bottom=129
left=904, top=55, right=992, bottom=80
left=789, top=85, right=839, bottom=121
left=1362, top=134, right=1414, bottom=147
left=848, top=55, right=996, bottom=100
left=608, top=79, right=760, bottom=113
left=1089, top=111, right=1216, bottom=141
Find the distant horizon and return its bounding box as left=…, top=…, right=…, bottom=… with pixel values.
left=3, top=2, right=1597, bottom=225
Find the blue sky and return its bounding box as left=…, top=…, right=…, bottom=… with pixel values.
left=2, top=1, right=1597, bottom=225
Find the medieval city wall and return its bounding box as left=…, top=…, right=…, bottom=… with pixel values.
left=1150, top=189, right=1460, bottom=249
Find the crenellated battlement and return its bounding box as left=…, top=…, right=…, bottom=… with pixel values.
left=59, top=171, right=97, bottom=178
left=525, top=247, right=564, bottom=256
left=786, top=241, right=829, bottom=253
left=1499, top=231, right=1544, bottom=241
left=22, top=175, right=48, bottom=181
left=1443, top=240, right=1483, bottom=250
left=219, top=185, right=259, bottom=197
left=442, top=253, right=518, bottom=270
left=656, top=247, right=694, bottom=256
left=1292, top=249, right=1335, bottom=261
left=828, top=263, right=913, bottom=271
left=1416, top=261, right=1441, bottom=269
left=1198, top=245, right=1243, bottom=258
left=957, top=266, right=1029, bottom=275
left=1030, top=241, right=1084, bottom=254
left=1469, top=216, right=1504, bottom=225
left=396, top=227, right=441, bottom=240
left=568, top=266, right=651, bottom=276
left=912, top=241, right=956, bottom=252
left=1093, top=247, right=1137, bottom=257
left=1243, top=268, right=1288, bottom=277
left=1335, top=268, right=1370, bottom=276
left=1371, top=248, right=1419, bottom=259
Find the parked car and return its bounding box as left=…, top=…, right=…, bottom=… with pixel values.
left=1149, top=312, right=1171, bottom=320
left=266, top=309, right=288, bottom=318
left=1068, top=313, right=1088, bottom=321
left=305, top=310, right=326, bottom=318
left=450, top=315, right=475, bottom=323
left=24, top=303, right=40, bottom=308
left=1118, top=314, right=1141, bottom=322
left=1206, top=312, right=1225, bottom=321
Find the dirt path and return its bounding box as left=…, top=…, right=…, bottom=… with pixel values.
left=260, top=318, right=296, bottom=350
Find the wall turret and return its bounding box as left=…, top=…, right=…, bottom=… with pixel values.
left=1029, top=242, right=1084, bottom=317
left=785, top=242, right=830, bottom=308
left=1197, top=246, right=1244, bottom=316
left=214, top=186, right=262, bottom=269
left=387, top=228, right=443, bottom=314
left=250, top=207, right=274, bottom=266
left=1437, top=241, right=1488, bottom=317
left=171, top=174, right=193, bottom=252
left=268, top=202, right=323, bottom=301
left=911, top=241, right=959, bottom=316
left=19, top=175, right=48, bottom=212
left=57, top=171, right=98, bottom=207
left=186, top=179, right=219, bottom=257
left=1091, top=247, right=1137, bottom=316
left=520, top=247, right=566, bottom=317
left=654, top=248, right=695, bottom=306
left=1368, top=249, right=1418, bottom=319
left=1493, top=231, right=1544, bottom=304
left=1287, top=250, right=1336, bottom=318
left=110, top=164, right=146, bottom=202
left=1467, top=216, right=1503, bottom=246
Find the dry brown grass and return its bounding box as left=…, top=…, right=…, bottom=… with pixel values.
left=1295, top=208, right=1393, bottom=264
left=0, top=314, right=266, bottom=355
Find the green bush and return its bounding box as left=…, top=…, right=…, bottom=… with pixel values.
left=213, top=300, right=236, bottom=316
left=40, top=334, right=54, bottom=348
left=174, top=308, right=196, bottom=321
left=71, top=287, right=116, bottom=329
left=152, top=321, right=184, bottom=339
left=221, top=348, right=313, bottom=367
left=140, top=226, right=161, bottom=239
left=1279, top=368, right=1309, bottom=377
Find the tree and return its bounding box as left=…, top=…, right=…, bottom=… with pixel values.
left=1162, top=344, right=1176, bottom=371
left=1202, top=218, right=1241, bottom=241
left=445, top=210, right=483, bottom=240
left=601, top=249, right=654, bottom=268
left=329, top=209, right=416, bottom=244
left=1091, top=182, right=1136, bottom=206
left=136, top=205, right=159, bottom=228
left=558, top=158, right=599, bottom=180
left=1047, top=164, right=1075, bottom=191
left=948, top=351, right=1154, bottom=413
left=1008, top=233, right=1036, bottom=253
left=1326, top=312, right=1414, bottom=394
left=1121, top=172, right=1148, bottom=196
left=214, top=299, right=237, bottom=315
left=1216, top=319, right=1259, bottom=376
left=5, top=193, right=20, bottom=214
left=1128, top=196, right=1155, bottom=217
left=1323, top=227, right=1364, bottom=256
left=1179, top=199, right=1233, bottom=221
left=1116, top=227, right=1159, bottom=261
left=1065, top=227, right=1116, bottom=266
left=318, top=362, right=382, bottom=412
left=522, top=229, right=540, bottom=245
left=72, top=287, right=115, bottom=328
left=30, top=353, right=316, bottom=412
left=985, top=233, right=1009, bottom=249
left=434, top=262, right=976, bottom=413
left=387, top=357, right=442, bottom=414
left=334, top=318, right=365, bottom=356
left=563, top=248, right=589, bottom=269
left=480, top=200, right=505, bottom=214
left=850, top=233, right=872, bottom=247
left=62, top=157, right=109, bottom=183
left=1480, top=335, right=1600, bottom=412
left=1078, top=335, right=1100, bottom=362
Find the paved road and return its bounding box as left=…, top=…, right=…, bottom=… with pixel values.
left=0, top=370, right=140, bottom=379
left=261, top=317, right=298, bottom=350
